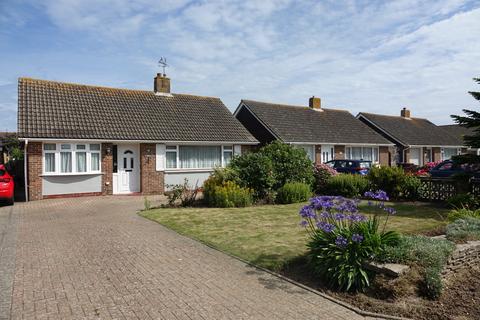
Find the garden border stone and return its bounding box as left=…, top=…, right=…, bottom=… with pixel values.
left=442, top=240, right=480, bottom=278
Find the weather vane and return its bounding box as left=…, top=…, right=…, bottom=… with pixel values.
left=158, top=57, right=168, bottom=75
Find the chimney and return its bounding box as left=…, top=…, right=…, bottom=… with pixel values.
left=400, top=107, right=411, bottom=118
left=309, top=96, right=321, bottom=110
left=154, top=73, right=171, bottom=94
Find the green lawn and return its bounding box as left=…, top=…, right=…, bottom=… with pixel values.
left=140, top=201, right=449, bottom=271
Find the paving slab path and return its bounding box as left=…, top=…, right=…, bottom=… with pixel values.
left=0, top=196, right=374, bottom=320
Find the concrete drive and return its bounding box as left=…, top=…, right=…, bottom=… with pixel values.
left=0, top=196, right=371, bottom=320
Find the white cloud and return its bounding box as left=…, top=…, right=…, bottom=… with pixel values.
left=1, top=0, right=479, bottom=132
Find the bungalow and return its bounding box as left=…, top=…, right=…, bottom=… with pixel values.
left=357, top=108, right=466, bottom=166
left=439, top=124, right=479, bottom=156
left=234, top=97, right=394, bottom=166
left=18, top=74, right=257, bottom=201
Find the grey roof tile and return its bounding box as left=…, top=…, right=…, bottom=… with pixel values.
left=241, top=100, right=391, bottom=145
left=359, top=112, right=462, bottom=146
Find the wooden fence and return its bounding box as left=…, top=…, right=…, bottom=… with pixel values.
left=418, top=177, right=479, bottom=201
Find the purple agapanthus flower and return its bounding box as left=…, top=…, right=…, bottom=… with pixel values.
left=335, top=235, right=348, bottom=247
left=348, top=213, right=368, bottom=222
left=365, top=190, right=390, bottom=201
left=299, top=220, right=308, bottom=227
left=299, top=205, right=316, bottom=219
left=317, top=222, right=335, bottom=233
left=334, top=213, right=346, bottom=220
left=320, top=211, right=331, bottom=219
left=351, top=233, right=364, bottom=243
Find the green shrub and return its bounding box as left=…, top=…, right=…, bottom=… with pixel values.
left=166, top=179, right=200, bottom=207
left=301, top=194, right=400, bottom=292
left=204, top=173, right=253, bottom=208
left=401, top=175, right=421, bottom=200
left=447, top=208, right=480, bottom=222
left=229, top=141, right=314, bottom=199
left=446, top=217, right=480, bottom=242
left=229, top=152, right=276, bottom=199
left=446, top=193, right=479, bottom=209
left=276, top=182, right=311, bottom=204
left=424, top=266, right=443, bottom=299
left=314, top=163, right=338, bottom=194
left=324, top=174, right=370, bottom=198
left=367, top=166, right=406, bottom=199
left=260, top=141, right=314, bottom=189
left=375, top=235, right=455, bottom=299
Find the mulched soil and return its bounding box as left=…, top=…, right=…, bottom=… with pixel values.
left=281, top=258, right=480, bottom=320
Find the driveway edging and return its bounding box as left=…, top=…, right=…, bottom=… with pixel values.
left=138, top=210, right=411, bottom=320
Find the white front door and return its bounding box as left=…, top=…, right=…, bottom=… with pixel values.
left=409, top=147, right=421, bottom=166
left=117, top=144, right=140, bottom=193
left=321, top=145, right=335, bottom=163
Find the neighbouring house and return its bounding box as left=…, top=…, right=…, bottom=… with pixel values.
left=234, top=97, right=394, bottom=166
left=18, top=75, right=257, bottom=201
left=357, top=108, right=466, bottom=166
left=439, top=124, right=480, bottom=156
left=0, top=132, right=16, bottom=164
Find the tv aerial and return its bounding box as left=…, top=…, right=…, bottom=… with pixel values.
left=158, top=57, right=168, bottom=75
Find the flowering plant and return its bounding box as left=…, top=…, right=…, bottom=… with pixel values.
left=300, top=191, right=399, bottom=291
left=313, top=163, right=338, bottom=194
left=414, top=161, right=440, bottom=176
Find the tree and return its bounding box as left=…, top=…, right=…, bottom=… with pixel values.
left=451, top=77, right=480, bottom=148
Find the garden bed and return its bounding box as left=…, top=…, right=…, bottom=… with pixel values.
left=137, top=201, right=480, bottom=319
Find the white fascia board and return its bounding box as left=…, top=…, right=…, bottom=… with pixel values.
left=408, top=145, right=466, bottom=148
left=19, top=138, right=258, bottom=145
left=287, top=141, right=395, bottom=146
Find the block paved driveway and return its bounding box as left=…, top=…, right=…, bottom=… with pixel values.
left=0, top=196, right=375, bottom=320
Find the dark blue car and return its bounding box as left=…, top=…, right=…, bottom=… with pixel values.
left=325, top=160, right=372, bottom=175
left=430, top=160, right=480, bottom=178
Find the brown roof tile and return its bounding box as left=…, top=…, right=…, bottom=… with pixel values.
left=17, top=78, right=257, bottom=143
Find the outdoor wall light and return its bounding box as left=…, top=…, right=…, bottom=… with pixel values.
left=105, top=147, right=112, bottom=155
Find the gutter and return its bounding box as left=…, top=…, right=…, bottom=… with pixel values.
left=24, top=139, right=28, bottom=202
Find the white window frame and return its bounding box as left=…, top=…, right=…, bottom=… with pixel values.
left=441, top=147, right=461, bottom=161
left=42, top=142, right=102, bottom=175
left=345, top=146, right=380, bottom=163
left=163, top=145, right=233, bottom=170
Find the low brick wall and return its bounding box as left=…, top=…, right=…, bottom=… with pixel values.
left=442, top=240, right=480, bottom=278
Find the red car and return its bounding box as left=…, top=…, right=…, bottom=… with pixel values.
left=0, top=164, right=14, bottom=205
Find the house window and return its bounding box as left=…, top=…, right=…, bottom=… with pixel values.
left=442, top=148, right=460, bottom=161
left=346, top=146, right=379, bottom=163
left=164, top=145, right=232, bottom=170
left=296, top=145, right=315, bottom=161
left=43, top=143, right=102, bottom=175
left=223, top=146, right=233, bottom=166
left=43, top=144, right=56, bottom=173
left=166, top=146, right=178, bottom=169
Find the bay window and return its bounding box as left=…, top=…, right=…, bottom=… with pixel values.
left=346, top=146, right=379, bottom=163
left=43, top=143, right=101, bottom=174
left=164, top=145, right=233, bottom=170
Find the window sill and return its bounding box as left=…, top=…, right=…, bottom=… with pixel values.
left=163, top=168, right=217, bottom=173
left=40, top=172, right=103, bottom=177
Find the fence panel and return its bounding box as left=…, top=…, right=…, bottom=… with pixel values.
left=418, top=177, right=458, bottom=201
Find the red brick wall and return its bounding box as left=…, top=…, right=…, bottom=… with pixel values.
left=334, top=145, right=345, bottom=160
left=27, top=142, right=43, bottom=201
left=101, top=143, right=113, bottom=195
left=379, top=146, right=389, bottom=166
left=140, top=143, right=164, bottom=194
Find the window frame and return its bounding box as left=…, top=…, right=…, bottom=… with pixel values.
left=42, top=142, right=102, bottom=175
left=345, top=146, right=380, bottom=163
left=164, top=145, right=234, bottom=170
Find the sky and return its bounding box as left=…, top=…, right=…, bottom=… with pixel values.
left=1, top=0, right=479, bottom=132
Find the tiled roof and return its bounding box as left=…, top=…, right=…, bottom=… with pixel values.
left=439, top=124, right=475, bottom=146
left=239, top=100, right=392, bottom=145
left=358, top=112, right=462, bottom=147
left=17, top=78, right=257, bottom=143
